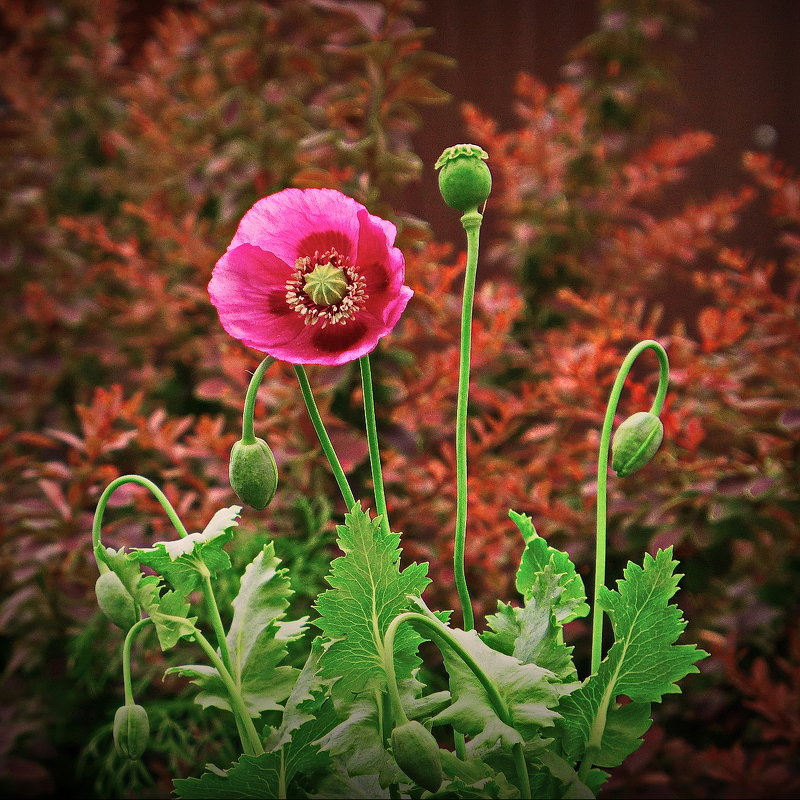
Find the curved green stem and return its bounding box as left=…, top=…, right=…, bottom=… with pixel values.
left=241, top=356, right=275, bottom=444
left=294, top=365, right=357, bottom=511
left=122, top=618, right=153, bottom=706
left=193, top=629, right=264, bottom=757
left=454, top=209, right=483, bottom=632
left=590, top=340, right=669, bottom=674
left=92, top=474, right=188, bottom=573
left=382, top=611, right=530, bottom=798
left=359, top=355, right=390, bottom=536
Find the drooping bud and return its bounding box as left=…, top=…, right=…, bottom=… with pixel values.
left=95, top=570, right=138, bottom=630
left=435, top=143, right=491, bottom=212
left=113, top=704, right=150, bottom=760
left=229, top=437, right=278, bottom=510
left=390, top=720, right=443, bottom=793
left=612, top=411, right=664, bottom=477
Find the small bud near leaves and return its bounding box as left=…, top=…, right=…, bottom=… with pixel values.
left=390, top=720, right=443, bottom=793
left=95, top=570, right=138, bottom=630
left=229, top=437, right=278, bottom=510
left=612, top=411, right=664, bottom=477
left=113, top=704, right=150, bottom=760
left=435, top=143, right=491, bottom=212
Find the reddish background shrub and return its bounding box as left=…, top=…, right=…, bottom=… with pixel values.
left=1, top=1, right=798, bottom=797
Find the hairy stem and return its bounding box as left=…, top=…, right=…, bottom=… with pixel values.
left=294, top=365, right=357, bottom=511
left=359, top=355, right=390, bottom=536
left=590, top=339, right=669, bottom=674
left=454, top=209, right=483, bottom=632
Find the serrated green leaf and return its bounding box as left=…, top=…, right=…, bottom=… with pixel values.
left=308, top=772, right=390, bottom=799
left=102, top=545, right=144, bottom=590
left=431, top=750, right=521, bottom=798
left=224, top=542, right=306, bottom=713
left=398, top=675, right=450, bottom=721
left=103, top=548, right=196, bottom=650
left=483, top=561, right=579, bottom=681
left=429, top=627, right=564, bottom=758
left=146, top=587, right=198, bottom=650
left=593, top=700, right=652, bottom=767
left=130, top=506, right=241, bottom=596
left=164, top=664, right=228, bottom=711
left=531, top=750, right=594, bottom=799
left=510, top=510, right=589, bottom=623
left=173, top=752, right=282, bottom=799
left=559, top=548, right=708, bottom=767
left=172, top=543, right=306, bottom=717
left=313, top=690, right=403, bottom=786
left=173, top=698, right=338, bottom=799
left=263, top=638, right=332, bottom=753
left=314, top=505, right=430, bottom=694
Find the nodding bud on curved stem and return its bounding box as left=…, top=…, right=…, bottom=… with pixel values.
left=390, top=720, right=443, bottom=793
left=612, top=411, right=664, bottom=477
left=229, top=437, right=278, bottom=510
left=435, top=143, right=492, bottom=212
left=231, top=355, right=278, bottom=510
left=95, top=571, right=138, bottom=630
left=113, top=703, right=150, bottom=760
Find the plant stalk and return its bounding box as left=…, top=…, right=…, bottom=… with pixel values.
left=294, top=364, right=357, bottom=511
left=359, top=355, right=391, bottom=536
left=590, top=339, right=669, bottom=674
left=241, top=356, right=275, bottom=443
left=454, top=209, right=483, bottom=632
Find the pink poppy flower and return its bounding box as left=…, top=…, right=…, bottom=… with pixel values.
left=209, top=188, right=413, bottom=366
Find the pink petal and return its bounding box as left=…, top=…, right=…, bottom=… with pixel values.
left=260, top=320, right=370, bottom=366
left=379, top=285, right=414, bottom=329
left=231, top=188, right=361, bottom=265
left=209, top=244, right=306, bottom=350
left=355, top=209, right=404, bottom=295
left=211, top=243, right=293, bottom=293
left=360, top=285, right=414, bottom=332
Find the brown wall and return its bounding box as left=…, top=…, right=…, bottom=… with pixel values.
left=405, top=0, right=800, bottom=254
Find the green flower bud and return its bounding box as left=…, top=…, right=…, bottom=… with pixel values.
left=390, top=720, right=443, bottom=793
left=113, top=704, right=150, bottom=760
left=229, top=437, right=278, bottom=510
left=435, top=143, right=491, bottom=212
left=612, top=411, right=664, bottom=477
left=95, top=570, right=138, bottom=630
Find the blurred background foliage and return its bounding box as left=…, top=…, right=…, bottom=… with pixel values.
left=1, top=0, right=798, bottom=797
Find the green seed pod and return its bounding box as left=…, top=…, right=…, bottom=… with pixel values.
left=435, top=143, right=492, bottom=212
left=113, top=704, right=150, bottom=760
left=229, top=437, right=278, bottom=510
left=612, top=411, right=664, bottom=477
left=95, top=570, right=138, bottom=630
left=390, top=720, right=443, bottom=793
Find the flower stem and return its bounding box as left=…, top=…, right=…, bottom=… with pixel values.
left=241, top=356, right=275, bottom=444
left=122, top=618, right=153, bottom=705
left=294, top=365, right=357, bottom=511
left=359, top=355, right=390, bottom=536
left=192, top=629, right=264, bottom=757
left=590, top=339, right=669, bottom=674
left=382, top=611, right=531, bottom=798
left=92, top=474, right=188, bottom=573
left=197, top=562, right=233, bottom=675
left=454, top=209, right=483, bottom=632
